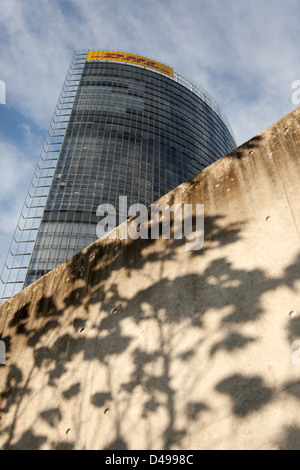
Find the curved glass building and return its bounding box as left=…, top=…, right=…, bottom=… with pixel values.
left=0, top=50, right=236, bottom=300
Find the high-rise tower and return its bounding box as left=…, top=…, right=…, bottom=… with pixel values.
left=0, top=50, right=236, bottom=302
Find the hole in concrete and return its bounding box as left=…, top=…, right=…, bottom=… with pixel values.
left=289, top=311, right=296, bottom=318
left=80, top=328, right=85, bottom=333
left=112, top=308, right=118, bottom=315
left=266, top=216, right=271, bottom=221
left=66, top=428, right=71, bottom=435
left=104, top=408, right=110, bottom=415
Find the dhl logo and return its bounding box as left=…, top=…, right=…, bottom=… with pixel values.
left=86, top=51, right=173, bottom=78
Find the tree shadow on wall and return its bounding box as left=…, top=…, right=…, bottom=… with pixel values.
left=0, top=187, right=300, bottom=449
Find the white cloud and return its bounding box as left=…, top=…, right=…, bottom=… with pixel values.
left=0, top=0, right=299, bottom=277
left=0, top=0, right=299, bottom=144
left=0, top=141, right=32, bottom=230
left=0, top=138, right=34, bottom=268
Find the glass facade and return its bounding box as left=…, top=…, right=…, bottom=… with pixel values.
left=0, top=50, right=236, bottom=301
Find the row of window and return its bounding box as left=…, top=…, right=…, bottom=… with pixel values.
left=23, top=58, right=235, bottom=289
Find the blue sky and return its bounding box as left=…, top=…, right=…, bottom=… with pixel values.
left=0, top=0, right=299, bottom=270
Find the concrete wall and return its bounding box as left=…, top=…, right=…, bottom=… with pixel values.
left=1, top=108, right=300, bottom=450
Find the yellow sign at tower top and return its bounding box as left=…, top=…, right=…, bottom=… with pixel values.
left=86, top=51, right=173, bottom=78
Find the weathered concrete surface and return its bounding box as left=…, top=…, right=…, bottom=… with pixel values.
left=1, top=108, right=300, bottom=450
